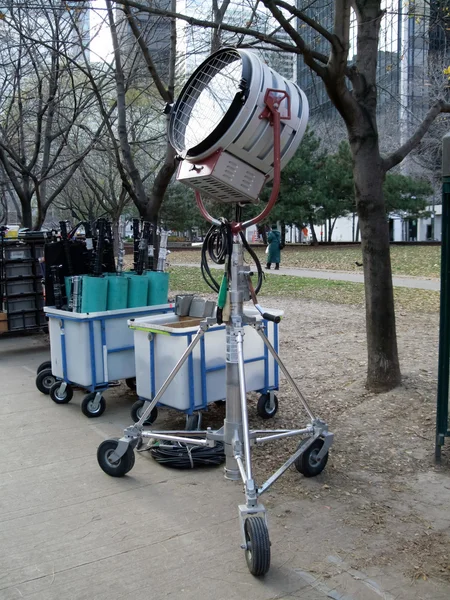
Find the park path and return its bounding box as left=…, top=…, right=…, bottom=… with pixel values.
left=172, top=262, right=441, bottom=291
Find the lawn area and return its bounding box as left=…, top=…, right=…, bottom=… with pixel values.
left=169, top=244, right=441, bottom=278
left=168, top=266, right=440, bottom=313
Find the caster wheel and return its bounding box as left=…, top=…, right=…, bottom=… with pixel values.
left=186, top=413, right=200, bottom=431
left=244, top=517, right=271, bottom=576
left=294, top=438, right=329, bottom=477
left=131, top=399, right=158, bottom=425
left=37, top=361, right=51, bottom=374
left=49, top=381, right=73, bottom=404
left=97, top=438, right=135, bottom=477
left=35, top=369, right=56, bottom=395
left=81, top=393, right=106, bottom=418
left=125, top=377, right=137, bottom=391
left=257, top=393, right=278, bottom=419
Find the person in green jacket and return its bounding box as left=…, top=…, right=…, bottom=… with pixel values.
left=266, top=225, right=281, bottom=270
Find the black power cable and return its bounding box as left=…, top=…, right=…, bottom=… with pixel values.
left=200, top=222, right=264, bottom=294
left=149, top=442, right=225, bottom=469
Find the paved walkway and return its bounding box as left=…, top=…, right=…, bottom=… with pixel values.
left=173, top=262, right=440, bottom=291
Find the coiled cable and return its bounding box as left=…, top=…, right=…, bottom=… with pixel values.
left=149, top=442, right=225, bottom=469
left=200, top=222, right=264, bottom=294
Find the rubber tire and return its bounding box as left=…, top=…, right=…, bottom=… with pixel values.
left=125, top=377, right=137, bottom=391
left=244, top=517, right=271, bottom=576
left=49, top=381, right=73, bottom=404
left=130, top=399, right=158, bottom=425
left=81, top=393, right=106, bottom=418
left=257, top=393, right=278, bottom=419
left=186, top=413, right=200, bottom=431
left=35, top=369, right=56, bottom=395
left=37, top=361, right=51, bottom=374
left=97, top=438, right=135, bottom=477
left=294, top=438, right=329, bottom=477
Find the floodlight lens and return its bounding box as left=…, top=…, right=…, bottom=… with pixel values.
left=170, top=50, right=246, bottom=157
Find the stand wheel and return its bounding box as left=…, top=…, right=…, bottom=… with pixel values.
left=186, top=413, right=200, bottom=431
left=82, top=393, right=106, bottom=418
left=294, top=438, right=329, bottom=477
left=125, top=377, right=137, bottom=391
left=36, top=369, right=56, bottom=395
left=37, top=361, right=51, bottom=374
left=244, top=517, right=271, bottom=576
left=131, top=399, right=158, bottom=425
left=49, top=381, right=73, bottom=404
left=257, top=393, right=278, bottom=419
left=97, top=438, right=135, bottom=477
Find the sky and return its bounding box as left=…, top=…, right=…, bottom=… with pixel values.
left=90, top=0, right=113, bottom=62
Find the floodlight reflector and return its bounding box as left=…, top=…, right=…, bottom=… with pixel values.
left=169, top=47, right=309, bottom=204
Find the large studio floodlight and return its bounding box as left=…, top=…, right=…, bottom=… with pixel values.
left=97, top=47, right=333, bottom=580
left=169, top=47, right=309, bottom=206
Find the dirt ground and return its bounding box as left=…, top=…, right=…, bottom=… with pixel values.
left=140, top=294, right=450, bottom=594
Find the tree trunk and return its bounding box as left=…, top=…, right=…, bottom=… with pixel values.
left=352, top=139, right=401, bottom=391
left=280, top=220, right=286, bottom=246
left=309, top=220, right=318, bottom=245
left=21, top=198, right=33, bottom=229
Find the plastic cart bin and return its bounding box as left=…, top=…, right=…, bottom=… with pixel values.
left=129, top=307, right=282, bottom=424
left=45, top=303, right=174, bottom=417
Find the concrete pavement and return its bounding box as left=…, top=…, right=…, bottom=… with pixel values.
left=1, top=334, right=449, bottom=600
left=173, top=262, right=441, bottom=291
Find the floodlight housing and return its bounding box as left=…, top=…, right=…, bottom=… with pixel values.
left=169, top=47, right=309, bottom=204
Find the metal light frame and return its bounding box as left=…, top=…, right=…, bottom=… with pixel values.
left=97, top=49, right=332, bottom=577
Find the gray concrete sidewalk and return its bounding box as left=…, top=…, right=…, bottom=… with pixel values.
left=1, top=335, right=449, bottom=600
left=173, top=262, right=440, bottom=291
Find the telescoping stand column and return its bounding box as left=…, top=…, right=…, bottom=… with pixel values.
left=96, top=47, right=334, bottom=576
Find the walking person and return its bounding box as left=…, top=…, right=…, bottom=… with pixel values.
left=266, top=224, right=282, bottom=270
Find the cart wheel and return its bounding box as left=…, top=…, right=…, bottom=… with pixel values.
left=125, top=378, right=137, bottom=391
left=81, top=393, right=106, bottom=418
left=257, top=393, right=278, bottom=419
left=35, top=369, right=56, bottom=395
left=244, top=517, right=271, bottom=576
left=186, top=413, right=200, bottom=431
left=294, top=438, right=329, bottom=477
left=131, top=399, right=158, bottom=425
left=49, top=381, right=73, bottom=404
left=37, top=361, right=51, bottom=374
left=97, top=438, right=135, bottom=477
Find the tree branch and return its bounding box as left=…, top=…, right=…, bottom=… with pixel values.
left=383, top=100, right=450, bottom=171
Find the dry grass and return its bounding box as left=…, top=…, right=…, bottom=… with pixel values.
left=169, top=245, right=441, bottom=278
left=168, top=266, right=440, bottom=313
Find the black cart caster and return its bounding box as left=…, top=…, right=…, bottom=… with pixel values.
left=36, top=361, right=51, bottom=374
left=49, top=381, right=73, bottom=404
left=125, top=377, right=137, bottom=391
left=97, top=438, right=135, bottom=477
left=82, top=392, right=106, bottom=418
left=294, top=438, right=329, bottom=477
left=244, top=517, right=271, bottom=576
left=36, top=369, right=56, bottom=395
left=257, top=393, right=278, bottom=419
left=131, top=399, right=158, bottom=425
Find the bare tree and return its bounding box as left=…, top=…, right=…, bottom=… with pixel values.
left=0, top=2, right=112, bottom=229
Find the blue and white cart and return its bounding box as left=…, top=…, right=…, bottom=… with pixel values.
left=45, top=303, right=174, bottom=417
left=129, top=307, right=282, bottom=429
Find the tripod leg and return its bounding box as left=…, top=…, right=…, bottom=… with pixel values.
left=236, top=330, right=257, bottom=507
